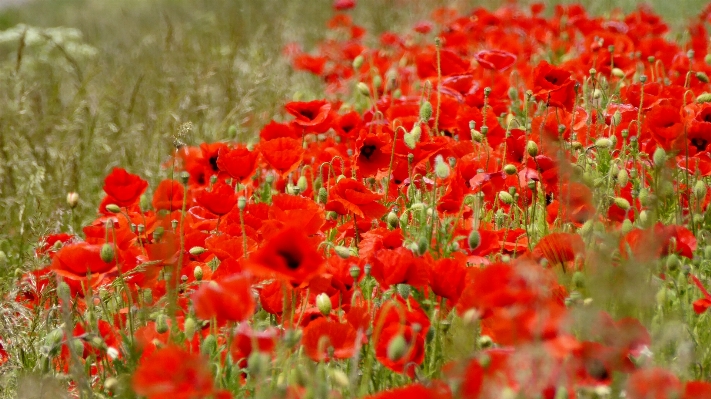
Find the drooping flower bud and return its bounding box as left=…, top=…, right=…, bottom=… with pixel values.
left=189, top=246, right=206, bottom=256
left=155, top=314, right=169, bottom=334
left=317, top=187, right=328, bottom=204
left=498, top=191, right=514, bottom=205
left=387, top=211, right=399, bottom=229
left=100, top=243, right=115, bottom=263
left=611, top=68, right=625, bottom=78
left=193, top=265, right=203, bottom=281
left=617, top=169, right=629, bottom=187
left=526, top=140, right=538, bottom=157
left=653, top=147, right=667, bottom=167
left=697, top=72, right=710, bottom=83
left=356, top=82, right=370, bottom=97
left=694, top=180, right=708, bottom=199
left=334, top=245, right=351, bottom=259
left=66, top=192, right=79, bottom=209
left=613, top=197, right=630, bottom=211
left=184, top=317, right=197, bottom=339
left=419, top=101, right=433, bottom=122
left=468, top=230, right=481, bottom=250
left=697, top=92, right=711, bottom=103
left=352, top=55, right=364, bottom=70
left=201, top=334, right=218, bottom=355
left=434, top=155, right=450, bottom=179
left=105, top=204, right=121, bottom=214
left=594, top=138, right=612, bottom=149
left=503, top=164, right=517, bottom=175
left=387, top=335, right=408, bottom=361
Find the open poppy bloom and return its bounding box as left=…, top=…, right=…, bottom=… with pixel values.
left=132, top=345, right=222, bottom=399
left=258, top=137, right=305, bottom=177
left=533, top=61, right=577, bottom=111
left=196, top=181, right=238, bottom=216
left=152, top=180, right=185, bottom=212
left=103, top=167, right=149, bottom=207
left=285, top=100, right=332, bottom=133
left=51, top=242, right=117, bottom=289
left=191, top=273, right=255, bottom=325
left=302, top=318, right=358, bottom=361
left=217, top=145, right=260, bottom=183
left=474, top=49, right=517, bottom=71
left=247, top=224, right=325, bottom=285
left=326, top=178, right=387, bottom=219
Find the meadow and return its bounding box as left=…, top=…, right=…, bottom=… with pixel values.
left=1, top=0, right=711, bottom=398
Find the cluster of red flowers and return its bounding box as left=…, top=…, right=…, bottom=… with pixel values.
left=12, top=2, right=711, bottom=398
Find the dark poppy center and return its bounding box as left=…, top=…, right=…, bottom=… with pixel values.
left=277, top=249, right=301, bottom=269
left=545, top=75, right=559, bottom=85
left=692, top=137, right=708, bottom=151
left=586, top=359, right=610, bottom=381
left=301, top=109, right=316, bottom=120
left=209, top=155, right=219, bottom=172
left=361, top=144, right=377, bottom=159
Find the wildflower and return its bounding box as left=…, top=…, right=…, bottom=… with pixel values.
left=102, top=167, right=149, bottom=207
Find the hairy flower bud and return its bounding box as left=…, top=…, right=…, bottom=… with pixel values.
left=653, top=147, right=667, bottom=167
left=526, top=140, right=538, bottom=157
left=498, top=191, right=514, bottom=205
left=155, top=314, right=169, bottom=334
left=617, top=169, right=629, bottom=187
left=316, top=293, right=332, bottom=316
left=352, top=55, right=364, bottom=70
left=419, top=101, right=433, bottom=122
left=434, top=155, right=450, bottom=179
left=613, top=197, right=630, bottom=211
left=184, top=317, right=197, bottom=339
left=334, top=245, right=351, bottom=259
left=100, top=243, right=115, bottom=263
left=387, top=335, right=408, bottom=361
left=105, top=204, right=121, bottom=214
left=468, top=230, right=481, bottom=250
left=694, top=180, right=708, bottom=199
left=189, top=246, right=206, bottom=256
left=193, top=265, right=203, bottom=281
left=356, top=82, right=370, bottom=97
left=66, top=192, right=79, bottom=209
left=503, top=164, right=517, bottom=175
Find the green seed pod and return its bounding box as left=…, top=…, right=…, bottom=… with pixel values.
left=352, top=55, right=364, bottom=70
left=595, top=138, right=612, bottom=149
left=653, top=147, right=667, bottom=167
left=356, top=82, right=370, bottom=97
left=697, top=72, right=710, bottom=83
left=613, top=197, right=630, bottom=211
left=468, top=230, right=481, bottom=250
left=526, top=140, right=539, bottom=157
left=387, top=211, right=399, bottom=229
left=238, top=196, right=247, bottom=210
left=193, top=265, right=203, bottom=281
left=155, top=314, right=169, bottom=334
left=201, top=334, right=218, bottom=356
left=617, top=169, right=629, bottom=187
left=189, top=246, right=206, bottom=256
left=572, top=271, right=585, bottom=289
left=334, top=245, right=351, bottom=259
left=503, top=164, right=517, bottom=175
left=498, top=191, right=514, bottom=205
left=387, top=335, right=408, bottom=361
left=349, top=265, right=361, bottom=279
left=184, top=317, right=197, bottom=339
left=694, top=180, right=708, bottom=199
left=100, top=243, right=115, bottom=263
left=419, top=101, right=433, bottom=122
left=316, top=293, right=332, bottom=316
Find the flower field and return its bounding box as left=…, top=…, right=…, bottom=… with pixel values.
left=4, top=0, right=711, bottom=398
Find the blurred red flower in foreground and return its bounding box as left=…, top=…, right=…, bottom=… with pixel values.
left=326, top=178, right=387, bottom=219
left=192, top=274, right=255, bottom=325
left=196, top=181, right=237, bottom=216
left=533, top=61, right=577, bottom=111
left=132, top=345, right=231, bottom=399
left=302, top=318, right=358, bottom=361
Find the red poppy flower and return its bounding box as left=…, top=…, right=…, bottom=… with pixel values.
left=333, top=0, right=355, bottom=10
left=690, top=275, right=711, bottom=314
left=684, top=381, right=711, bottom=399
left=625, top=368, right=682, bottom=399
left=230, top=323, right=278, bottom=369
left=355, top=127, right=392, bottom=177
left=132, top=345, right=216, bottom=399
left=51, top=242, right=117, bottom=287
left=152, top=180, right=185, bottom=212
left=363, top=383, right=451, bottom=399
left=191, top=273, right=255, bottom=325
left=532, top=232, right=585, bottom=269
left=474, top=49, right=517, bottom=71
left=533, top=61, right=577, bottom=111
left=302, top=318, right=358, bottom=362
left=103, top=167, right=148, bottom=207
left=216, top=145, right=260, bottom=183
left=644, top=104, right=684, bottom=152
left=326, top=178, right=387, bottom=219
left=36, top=233, right=75, bottom=258
left=247, top=224, right=325, bottom=285
left=374, top=324, right=425, bottom=377
left=196, top=181, right=237, bottom=216
left=258, top=137, right=305, bottom=177
left=430, top=252, right=467, bottom=303
left=285, top=100, right=332, bottom=133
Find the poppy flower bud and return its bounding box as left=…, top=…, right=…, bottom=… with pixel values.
left=665, top=254, right=681, bottom=271
left=617, top=169, right=629, bottom=187
left=247, top=352, right=270, bottom=376
left=639, top=74, right=647, bottom=83
left=697, top=92, right=711, bottom=103
left=621, top=219, right=634, bottom=235
left=105, top=204, right=121, bottom=214
left=639, top=210, right=649, bottom=226
left=434, top=155, right=450, bottom=179
left=554, top=387, right=569, bottom=399
left=387, top=211, right=399, bottom=229
left=296, top=175, right=309, bottom=193
left=69, top=338, right=84, bottom=356
left=193, top=266, right=203, bottom=281
left=312, top=177, right=323, bottom=192
left=704, top=246, right=711, bottom=259
left=503, top=164, right=517, bottom=175
left=468, top=230, right=481, bottom=250
left=653, top=147, right=667, bottom=167
left=697, top=72, right=710, bottom=83
left=189, top=246, right=206, bottom=256
left=478, top=335, right=493, bottom=349
left=330, top=369, right=350, bottom=388
left=184, top=317, right=197, bottom=339
left=656, top=287, right=675, bottom=306
left=594, top=137, right=612, bottom=149
left=238, top=196, right=247, bottom=210
left=404, top=132, right=418, bottom=150
left=334, top=245, right=351, bottom=259
left=387, top=334, right=408, bottom=361
left=419, top=101, right=433, bottom=122
left=397, top=284, right=411, bottom=299
left=572, top=271, right=585, bottom=289
left=372, top=75, right=382, bottom=89
left=498, top=191, right=514, bottom=205
left=611, top=68, right=625, bottom=78
left=526, top=140, right=538, bottom=157
left=417, top=236, right=429, bottom=255
left=356, top=82, right=370, bottom=97
left=613, top=197, right=630, bottom=211
left=349, top=265, right=361, bottom=279
left=66, top=192, right=79, bottom=208
left=155, top=314, right=169, bottom=334
left=318, top=187, right=328, bottom=204
left=56, top=281, right=71, bottom=301
left=100, top=243, right=115, bottom=263
left=316, top=293, right=332, bottom=316
left=694, top=180, right=707, bottom=199
left=201, top=334, right=217, bottom=355
left=508, top=87, right=518, bottom=100
left=283, top=329, right=302, bottom=348
left=352, top=55, right=364, bottom=70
